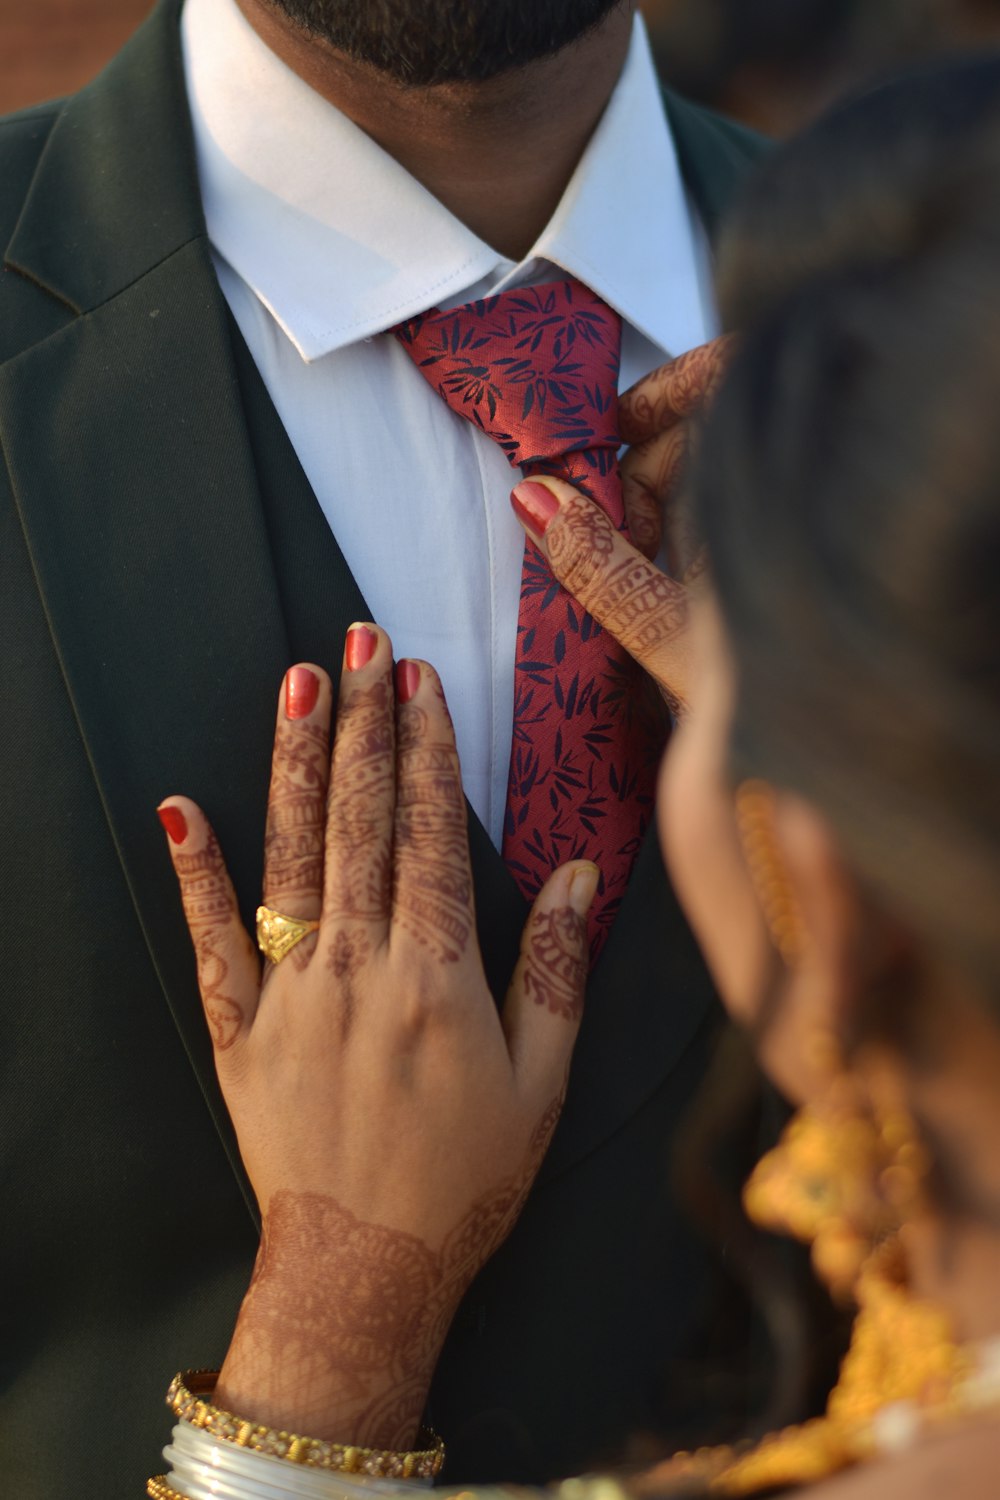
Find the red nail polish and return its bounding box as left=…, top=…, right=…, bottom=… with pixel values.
left=345, top=625, right=377, bottom=672
left=286, top=666, right=320, bottom=720
left=396, top=660, right=420, bottom=704
left=158, top=805, right=188, bottom=845
left=511, top=480, right=560, bottom=539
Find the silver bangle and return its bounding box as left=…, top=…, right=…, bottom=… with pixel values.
left=163, top=1419, right=433, bottom=1500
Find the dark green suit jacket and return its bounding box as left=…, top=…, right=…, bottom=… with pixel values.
left=0, top=5, right=764, bottom=1494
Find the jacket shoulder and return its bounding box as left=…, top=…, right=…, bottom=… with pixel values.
left=660, top=88, right=770, bottom=232
left=0, top=99, right=63, bottom=214
left=666, top=93, right=770, bottom=164
left=0, top=99, right=75, bottom=360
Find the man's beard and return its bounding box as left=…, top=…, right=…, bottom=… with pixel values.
left=264, top=0, right=625, bottom=85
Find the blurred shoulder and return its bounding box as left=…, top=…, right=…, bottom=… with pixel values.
left=0, top=97, right=75, bottom=362
left=660, top=89, right=771, bottom=227
left=0, top=97, right=63, bottom=232
left=0, top=95, right=64, bottom=157
left=662, top=88, right=771, bottom=164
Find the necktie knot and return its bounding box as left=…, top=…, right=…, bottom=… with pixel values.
left=394, top=279, right=622, bottom=477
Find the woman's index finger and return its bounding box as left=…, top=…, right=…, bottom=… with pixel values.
left=619, top=335, right=736, bottom=446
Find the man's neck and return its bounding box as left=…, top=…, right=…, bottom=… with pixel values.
left=233, top=0, right=635, bottom=261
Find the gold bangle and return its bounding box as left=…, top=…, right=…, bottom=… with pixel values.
left=166, top=1371, right=446, bottom=1479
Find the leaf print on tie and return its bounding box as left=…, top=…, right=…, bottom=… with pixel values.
left=394, top=280, right=665, bottom=962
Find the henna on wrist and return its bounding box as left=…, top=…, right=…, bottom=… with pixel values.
left=218, top=1102, right=564, bottom=1451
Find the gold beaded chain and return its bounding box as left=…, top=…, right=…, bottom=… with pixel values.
left=147, top=1480, right=184, bottom=1500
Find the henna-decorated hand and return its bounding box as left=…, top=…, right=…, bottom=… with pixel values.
left=619, top=336, right=734, bottom=564
left=510, top=338, right=734, bottom=718
left=157, top=627, right=597, bottom=1453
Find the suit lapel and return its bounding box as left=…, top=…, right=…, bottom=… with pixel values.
left=0, top=243, right=288, bottom=1220
left=5, top=0, right=201, bottom=314
left=0, top=0, right=297, bottom=1217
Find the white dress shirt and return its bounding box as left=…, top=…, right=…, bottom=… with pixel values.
left=181, top=0, right=716, bottom=847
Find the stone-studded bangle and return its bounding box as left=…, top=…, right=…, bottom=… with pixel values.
left=166, top=1372, right=446, bottom=1480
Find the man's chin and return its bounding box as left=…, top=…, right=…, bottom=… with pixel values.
left=262, top=0, right=625, bottom=87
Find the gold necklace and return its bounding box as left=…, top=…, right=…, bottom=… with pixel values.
left=647, top=1207, right=1000, bottom=1495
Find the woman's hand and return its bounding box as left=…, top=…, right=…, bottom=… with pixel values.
left=619, top=336, right=734, bottom=566
left=157, top=626, right=597, bottom=1451
left=510, top=338, right=732, bottom=717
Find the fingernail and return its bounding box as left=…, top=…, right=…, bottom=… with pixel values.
left=511, top=480, right=561, bottom=539
left=345, top=624, right=378, bottom=672
left=396, top=660, right=420, bottom=704
left=286, top=666, right=320, bottom=719
left=157, top=805, right=188, bottom=845
left=568, top=862, right=601, bottom=916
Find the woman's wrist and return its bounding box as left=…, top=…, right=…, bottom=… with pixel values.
left=150, top=1370, right=443, bottom=1500
left=217, top=1192, right=459, bottom=1449
left=217, top=1319, right=434, bottom=1456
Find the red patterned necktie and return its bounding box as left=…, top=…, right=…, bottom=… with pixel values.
left=394, top=279, right=663, bottom=960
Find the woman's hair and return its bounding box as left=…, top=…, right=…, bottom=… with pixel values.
left=693, top=54, right=1000, bottom=998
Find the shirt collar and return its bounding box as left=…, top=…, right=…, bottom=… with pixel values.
left=182, top=0, right=711, bottom=363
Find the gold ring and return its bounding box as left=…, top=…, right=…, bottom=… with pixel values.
left=256, top=905, right=321, bottom=964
